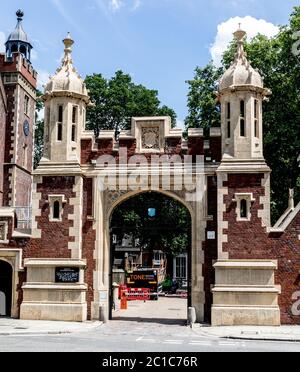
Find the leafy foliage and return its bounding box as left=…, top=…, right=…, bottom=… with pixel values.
left=111, top=192, right=191, bottom=256
left=185, top=63, right=223, bottom=130
left=186, top=7, right=300, bottom=222
left=34, top=90, right=44, bottom=168
left=85, top=71, right=177, bottom=136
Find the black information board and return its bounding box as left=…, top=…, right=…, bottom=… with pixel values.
left=55, top=267, right=80, bottom=283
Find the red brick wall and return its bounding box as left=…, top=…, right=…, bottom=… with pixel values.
left=15, top=168, right=32, bottom=207
left=15, top=87, right=34, bottom=173
left=23, top=176, right=76, bottom=259
left=222, top=173, right=300, bottom=324
left=82, top=177, right=96, bottom=320
left=0, top=54, right=37, bottom=89
left=0, top=52, right=36, bottom=207
left=0, top=79, right=6, bottom=206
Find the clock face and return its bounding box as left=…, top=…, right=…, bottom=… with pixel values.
left=23, top=120, right=30, bottom=137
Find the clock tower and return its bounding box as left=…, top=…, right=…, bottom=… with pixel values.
left=0, top=10, right=37, bottom=210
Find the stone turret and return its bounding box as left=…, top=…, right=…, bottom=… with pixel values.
left=41, top=33, right=89, bottom=165
left=218, top=27, right=271, bottom=163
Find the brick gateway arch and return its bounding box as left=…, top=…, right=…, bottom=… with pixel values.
left=23, top=116, right=218, bottom=324
left=1, top=31, right=300, bottom=326
left=81, top=117, right=212, bottom=323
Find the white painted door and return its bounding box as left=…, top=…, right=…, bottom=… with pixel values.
left=0, top=291, right=6, bottom=316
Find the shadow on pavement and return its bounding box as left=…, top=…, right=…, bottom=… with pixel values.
left=112, top=316, right=187, bottom=326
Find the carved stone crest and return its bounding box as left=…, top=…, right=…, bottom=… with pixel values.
left=141, top=127, right=160, bottom=150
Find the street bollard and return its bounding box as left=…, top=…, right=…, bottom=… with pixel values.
left=112, top=283, right=120, bottom=311
left=188, top=307, right=196, bottom=327
left=99, top=305, right=108, bottom=323
left=120, top=289, right=128, bottom=310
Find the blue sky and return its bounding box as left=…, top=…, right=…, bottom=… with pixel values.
left=0, top=0, right=298, bottom=125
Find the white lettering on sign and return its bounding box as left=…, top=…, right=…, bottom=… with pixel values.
left=291, top=291, right=300, bottom=316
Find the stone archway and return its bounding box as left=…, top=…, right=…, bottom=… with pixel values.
left=0, top=260, right=13, bottom=317
left=92, top=184, right=207, bottom=323
left=108, top=190, right=193, bottom=322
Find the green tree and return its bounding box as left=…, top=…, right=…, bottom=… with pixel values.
left=34, top=90, right=44, bottom=168
left=186, top=7, right=300, bottom=222
left=185, top=63, right=223, bottom=130
left=34, top=72, right=177, bottom=166
left=111, top=192, right=191, bottom=257
left=85, top=71, right=177, bottom=136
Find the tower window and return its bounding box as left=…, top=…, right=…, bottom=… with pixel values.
left=240, top=100, right=246, bottom=137
left=49, top=195, right=66, bottom=222
left=11, top=44, right=18, bottom=53
left=20, top=45, right=27, bottom=57
left=72, top=106, right=77, bottom=124
left=58, top=105, right=63, bottom=123
left=57, top=105, right=63, bottom=141
left=234, top=193, right=255, bottom=221
left=24, top=95, right=29, bottom=116
left=57, top=123, right=62, bottom=141
left=254, top=100, right=259, bottom=138
left=71, top=125, right=76, bottom=142
left=53, top=201, right=60, bottom=220
left=83, top=108, right=86, bottom=129
left=226, top=102, right=231, bottom=138
left=240, top=199, right=248, bottom=219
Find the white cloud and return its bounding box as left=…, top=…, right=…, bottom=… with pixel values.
left=211, top=16, right=279, bottom=66
left=37, top=69, right=51, bottom=90
left=105, top=0, right=141, bottom=12
left=0, top=32, right=5, bottom=53
left=109, top=0, right=123, bottom=11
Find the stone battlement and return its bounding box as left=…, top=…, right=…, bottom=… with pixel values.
left=0, top=53, right=37, bottom=88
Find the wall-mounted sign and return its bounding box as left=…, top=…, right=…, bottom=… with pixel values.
left=207, top=231, right=216, bottom=240
left=55, top=267, right=80, bottom=283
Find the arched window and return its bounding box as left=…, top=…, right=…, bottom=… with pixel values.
left=57, top=105, right=63, bottom=141
left=11, top=44, right=18, bottom=53
left=57, top=124, right=62, bottom=141
left=240, top=100, right=245, bottom=137
left=71, top=125, right=76, bottom=142
left=53, top=201, right=60, bottom=220
left=226, top=102, right=231, bottom=138
left=72, top=106, right=77, bottom=124
left=240, top=199, right=248, bottom=219
left=20, top=45, right=27, bottom=57
left=58, top=105, right=63, bottom=122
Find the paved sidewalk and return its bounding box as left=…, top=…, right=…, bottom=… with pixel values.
left=193, top=324, right=300, bottom=342
left=0, top=318, right=102, bottom=336
left=113, top=297, right=188, bottom=325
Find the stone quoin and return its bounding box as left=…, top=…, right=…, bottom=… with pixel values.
left=0, top=12, right=299, bottom=326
